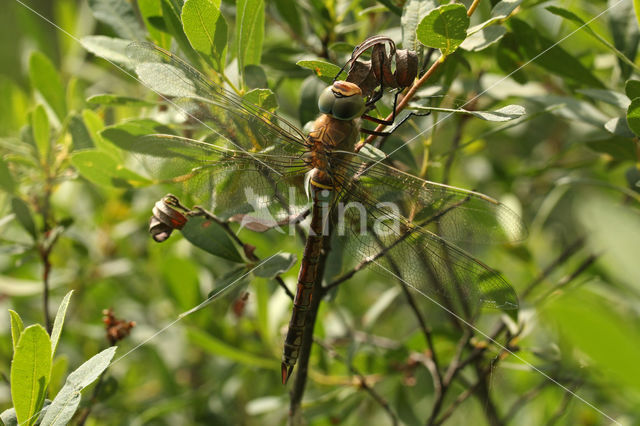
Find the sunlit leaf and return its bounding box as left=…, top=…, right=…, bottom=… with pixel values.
left=416, top=4, right=470, bottom=56
left=182, top=0, right=227, bottom=69
left=50, top=291, right=73, bottom=358
left=236, top=0, right=265, bottom=74
left=460, top=25, right=506, bottom=51
left=296, top=60, right=343, bottom=83
left=40, top=347, right=117, bottom=426
left=29, top=52, right=66, bottom=121
left=70, top=150, right=151, bottom=188
left=80, top=35, right=135, bottom=69
left=11, top=325, right=52, bottom=426
left=9, top=310, right=24, bottom=351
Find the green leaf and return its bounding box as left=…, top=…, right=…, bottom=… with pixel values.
left=412, top=104, right=526, bottom=121
left=50, top=291, right=73, bottom=358
left=625, top=79, right=640, bottom=100
left=11, top=324, right=52, bottom=426
left=99, top=119, right=176, bottom=153
left=68, top=114, right=94, bottom=150
left=243, top=65, right=268, bottom=89
left=181, top=215, right=244, bottom=263
left=70, top=150, right=151, bottom=188
left=87, top=94, right=156, bottom=107
left=31, top=105, right=50, bottom=161
left=11, top=197, right=37, bottom=239
left=48, top=356, right=69, bottom=399
left=187, top=328, right=278, bottom=369
left=0, top=156, right=16, bottom=193
left=138, top=0, right=171, bottom=48
left=576, top=88, right=630, bottom=109
left=252, top=253, right=296, bottom=278
left=40, top=347, right=117, bottom=426
left=604, top=117, right=635, bottom=139
left=236, top=0, right=265, bottom=75
left=182, top=0, right=228, bottom=70
left=87, top=0, right=146, bottom=40
left=626, top=97, right=640, bottom=136
left=460, top=25, right=506, bottom=52
left=401, top=0, right=438, bottom=52
left=161, top=0, right=201, bottom=66
left=80, top=36, right=135, bottom=69
left=416, top=4, right=470, bottom=56
left=243, top=88, right=278, bottom=112
left=29, top=52, right=66, bottom=121
left=9, top=310, right=24, bottom=351
left=296, top=60, right=343, bottom=83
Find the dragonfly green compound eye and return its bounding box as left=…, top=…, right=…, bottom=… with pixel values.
left=318, top=86, right=336, bottom=114
left=317, top=81, right=366, bottom=121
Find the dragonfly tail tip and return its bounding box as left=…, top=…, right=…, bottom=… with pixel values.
left=281, top=363, right=294, bottom=385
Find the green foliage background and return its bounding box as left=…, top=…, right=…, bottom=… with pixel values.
left=1, top=0, right=640, bottom=424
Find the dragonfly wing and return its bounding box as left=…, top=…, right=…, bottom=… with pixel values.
left=125, top=42, right=309, bottom=153
left=335, top=188, right=518, bottom=311
left=330, top=152, right=526, bottom=245
left=129, top=134, right=310, bottom=225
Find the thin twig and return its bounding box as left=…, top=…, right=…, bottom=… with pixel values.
left=314, top=338, right=399, bottom=426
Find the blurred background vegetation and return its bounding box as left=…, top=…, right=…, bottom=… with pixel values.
left=1, top=0, right=640, bottom=424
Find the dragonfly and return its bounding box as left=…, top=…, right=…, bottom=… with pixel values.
left=121, top=41, right=526, bottom=384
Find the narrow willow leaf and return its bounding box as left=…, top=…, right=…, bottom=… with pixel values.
left=50, top=291, right=73, bottom=358
left=236, top=0, right=265, bottom=74
left=460, top=26, right=506, bottom=52
left=181, top=216, right=244, bottom=263
left=9, top=310, right=24, bottom=351
left=29, top=52, right=66, bottom=121
left=138, top=0, right=171, bottom=48
left=70, top=150, right=151, bottom=188
left=87, top=94, right=156, bottom=107
left=296, top=60, right=344, bottom=84
left=81, top=35, right=136, bottom=70
left=608, top=0, right=640, bottom=79
left=412, top=104, right=525, bottom=121
left=11, top=325, right=52, bottom=426
left=273, top=0, right=302, bottom=35
left=87, top=0, right=146, bottom=40
left=40, top=347, right=117, bottom=426
left=31, top=105, right=50, bottom=161
left=416, top=4, right=469, bottom=56
left=252, top=253, right=296, bottom=278
left=401, top=0, right=438, bottom=52
left=182, top=0, right=228, bottom=69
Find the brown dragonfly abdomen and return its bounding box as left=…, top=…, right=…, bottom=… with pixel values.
left=281, top=111, right=360, bottom=384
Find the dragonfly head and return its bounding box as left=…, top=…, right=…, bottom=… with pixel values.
left=318, top=81, right=365, bottom=121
